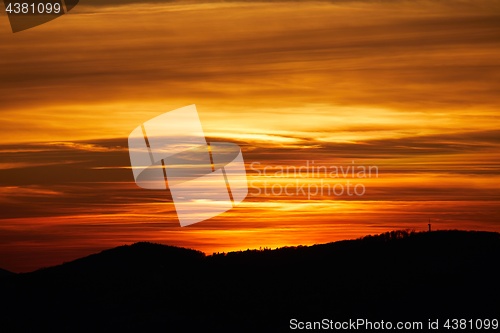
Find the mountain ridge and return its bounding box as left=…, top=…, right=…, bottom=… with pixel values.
left=1, top=229, right=499, bottom=332
left=0, top=267, right=14, bottom=276
left=16, top=229, right=499, bottom=274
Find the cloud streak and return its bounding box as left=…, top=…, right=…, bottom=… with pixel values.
left=1, top=1, right=500, bottom=142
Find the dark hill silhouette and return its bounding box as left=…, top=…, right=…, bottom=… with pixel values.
left=0, top=267, right=14, bottom=277
left=1, top=230, right=499, bottom=332
left=34, top=241, right=205, bottom=276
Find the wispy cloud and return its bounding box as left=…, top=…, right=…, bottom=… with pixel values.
left=1, top=1, right=500, bottom=142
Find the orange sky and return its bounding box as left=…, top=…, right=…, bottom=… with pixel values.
left=1, top=0, right=499, bottom=272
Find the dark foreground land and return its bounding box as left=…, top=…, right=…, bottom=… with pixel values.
left=1, top=230, right=499, bottom=332
left=0, top=268, right=13, bottom=277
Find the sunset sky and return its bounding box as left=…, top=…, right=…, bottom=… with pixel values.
left=1, top=0, right=499, bottom=272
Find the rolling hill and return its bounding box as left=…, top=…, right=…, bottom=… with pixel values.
left=1, top=230, right=499, bottom=332
left=0, top=268, right=13, bottom=277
